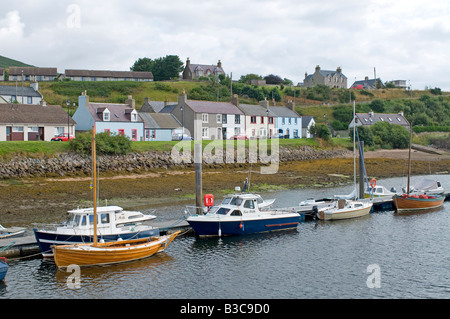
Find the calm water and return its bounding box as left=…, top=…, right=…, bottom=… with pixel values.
left=1, top=175, right=450, bottom=299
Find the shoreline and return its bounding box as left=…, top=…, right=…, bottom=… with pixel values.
left=1, top=149, right=450, bottom=227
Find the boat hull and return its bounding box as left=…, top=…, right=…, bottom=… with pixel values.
left=33, top=228, right=160, bottom=257
left=52, top=231, right=180, bottom=268
left=393, top=194, right=445, bottom=211
left=0, top=260, right=7, bottom=281
left=187, top=214, right=301, bottom=237
left=318, top=203, right=373, bottom=221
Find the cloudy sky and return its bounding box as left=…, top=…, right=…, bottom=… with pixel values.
left=1, top=0, right=450, bottom=90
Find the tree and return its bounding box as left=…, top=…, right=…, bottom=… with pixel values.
left=238, top=73, right=263, bottom=83
left=309, top=123, right=331, bottom=141
left=263, top=74, right=283, bottom=85
left=130, top=55, right=184, bottom=81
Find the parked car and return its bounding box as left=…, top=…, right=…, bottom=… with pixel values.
left=51, top=133, right=75, bottom=141
left=232, top=134, right=249, bottom=140
left=172, top=133, right=193, bottom=141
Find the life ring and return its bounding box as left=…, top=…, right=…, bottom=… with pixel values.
left=370, top=178, right=376, bottom=188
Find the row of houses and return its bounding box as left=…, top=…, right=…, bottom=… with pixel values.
left=1, top=67, right=154, bottom=82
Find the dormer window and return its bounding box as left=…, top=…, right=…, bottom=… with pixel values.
left=131, top=109, right=137, bottom=122
left=103, top=108, right=110, bottom=121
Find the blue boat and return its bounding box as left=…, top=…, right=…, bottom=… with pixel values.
left=33, top=205, right=160, bottom=257
left=186, top=191, right=301, bottom=237
left=0, top=257, right=7, bottom=281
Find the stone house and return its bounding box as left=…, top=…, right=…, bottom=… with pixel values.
left=303, top=65, right=347, bottom=88
left=182, top=58, right=225, bottom=80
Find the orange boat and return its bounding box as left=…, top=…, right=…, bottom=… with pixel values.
left=52, top=126, right=180, bottom=268
left=393, top=193, right=445, bottom=212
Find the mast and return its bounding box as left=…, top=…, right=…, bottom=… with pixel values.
left=353, top=100, right=356, bottom=194
left=407, top=121, right=412, bottom=195
left=92, top=125, right=98, bottom=246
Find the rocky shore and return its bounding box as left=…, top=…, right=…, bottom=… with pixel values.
left=0, top=146, right=349, bottom=179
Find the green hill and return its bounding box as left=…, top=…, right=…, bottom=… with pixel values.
left=0, top=55, right=34, bottom=68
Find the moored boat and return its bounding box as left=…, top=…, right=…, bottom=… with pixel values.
left=186, top=192, right=301, bottom=237
left=317, top=199, right=373, bottom=220
left=52, top=230, right=180, bottom=268
left=33, top=206, right=160, bottom=257
left=0, top=257, right=7, bottom=281
left=0, top=224, right=26, bottom=239
left=393, top=193, right=445, bottom=212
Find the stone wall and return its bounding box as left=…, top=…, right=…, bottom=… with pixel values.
left=0, top=146, right=350, bottom=178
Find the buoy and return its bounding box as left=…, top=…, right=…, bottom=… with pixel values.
left=240, top=221, right=245, bottom=231
left=204, top=194, right=214, bottom=208
left=370, top=178, right=376, bottom=188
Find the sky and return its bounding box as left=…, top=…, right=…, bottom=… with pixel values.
left=1, top=0, right=450, bottom=91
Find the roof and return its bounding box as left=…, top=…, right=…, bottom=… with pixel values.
left=140, top=100, right=176, bottom=113
left=139, top=112, right=181, bottom=129
left=350, top=78, right=378, bottom=89
left=0, top=85, right=42, bottom=98
left=186, top=64, right=224, bottom=74
left=355, top=112, right=409, bottom=126
left=302, top=116, right=315, bottom=126
left=186, top=100, right=243, bottom=115
left=159, top=104, right=177, bottom=113
left=8, top=67, right=58, bottom=76
left=88, top=103, right=142, bottom=122
left=65, top=69, right=153, bottom=79
left=238, top=103, right=274, bottom=116
left=0, top=103, right=76, bottom=125
left=268, top=106, right=300, bottom=117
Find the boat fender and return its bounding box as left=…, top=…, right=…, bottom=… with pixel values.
left=239, top=221, right=245, bottom=231
left=370, top=178, right=376, bottom=188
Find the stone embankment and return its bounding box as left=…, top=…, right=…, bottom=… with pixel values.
left=0, top=146, right=350, bottom=179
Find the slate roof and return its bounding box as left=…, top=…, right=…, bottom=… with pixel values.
left=0, top=85, right=42, bottom=97
left=186, top=64, right=224, bottom=74
left=140, top=100, right=176, bottom=113
left=65, top=69, right=153, bottom=79
left=9, top=67, right=58, bottom=76
left=186, top=100, right=243, bottom=115
left=238, top=103, right=275, bottom=116
left=302, top=116, right=315, bottom=126
left=139, top=112, right=181, bottom=129
left=268, top=106, right=300, bottom=117
left=87, top=103, right=142, bottom=122
left=355, top=113, right=409, bottom=126
left=0, top=103, right=76, bottom=125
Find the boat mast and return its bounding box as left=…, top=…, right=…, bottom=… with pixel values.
left=407, top=121, right=412, bottom=195
left=353, top=100, right=356, bottom=195
left=92, top=125, right=98, bottom=246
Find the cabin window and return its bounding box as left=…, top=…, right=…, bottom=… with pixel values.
left=222, top=197, right=231, bottom=205
left=230, top=210, right=242, bottom=216
left=100, top=213, right=110, bottom=224
left=81, top=216, right=87, bottom=226
left=243, top=200, right=255, bottom=209
left=230, top=197, right=243, bottom=206
left=216, top=208, right=230, bottom=215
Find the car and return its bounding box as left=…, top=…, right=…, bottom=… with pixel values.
left=51, top=133, right=75, bottom=141
left=232, top=134, right=249, bottom=140
left=172, top=133, right=193, bottom=141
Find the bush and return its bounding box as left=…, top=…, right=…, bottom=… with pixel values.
left=70, top=131, right=132, bottom=156
left=309, top=123, right=331, bottom=141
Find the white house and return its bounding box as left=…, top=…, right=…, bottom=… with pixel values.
left=0, top=82, right=43, bottom=105
left=72, top=93, right=144, bottom=141
left=302, top=116, right=315, bottom=138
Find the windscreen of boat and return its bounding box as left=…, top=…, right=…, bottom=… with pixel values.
left=221, top=197, right=232, bottom=205
left=229, top=197, right=243, bottom=206
left=216, top=207, right=231, bottom=215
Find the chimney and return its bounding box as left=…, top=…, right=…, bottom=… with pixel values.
left=186, top=57, right=190, bottom=66
left=398, top=111, right=404, bottom=116
left=179, top=89, right=187, bottom=104
left=336, top=66, right=342, bottom=73
left=259, top=98, right=269, bottom=109
left=365, top=76, right=369, bottom=81
left=30, top=81, right=39, bottom=92
left=231, top=94, right=239, bottom=107
left=315, top=65, right=320, bottom=72
left=217, top=60, right=222, bottom=68
left=286, top=100, right=294, bottom=111
left=40, top=100, right=47, bottom=107
left=126, top=95, right=135, bottom=108
left=164, top=98, right=169, bottom=106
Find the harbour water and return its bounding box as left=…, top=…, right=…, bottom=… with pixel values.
left=1, top=174, right=449, bottom=300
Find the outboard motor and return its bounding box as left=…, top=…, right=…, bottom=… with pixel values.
left=312, top=206, right=319, bottom=220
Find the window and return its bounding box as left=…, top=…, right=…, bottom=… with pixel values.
left=269, top=117, right=274, bottom=124
left=118, top=129, right=125, bottom=136
left=202, top=113, right=208, bottom=123
left=104, top=129, right=110, bottom=135
left=131, top=129, right=137, bottom=141
left=55, top=127, right=64, bottom=135
left=282, top=118, right=285, bottom=125
left=202, top=127, right=209, bottom=138
left=222, top=114, right=227, bottom=124
left=294, top=118, right=297, bottom=124
left=230, top=210, right=242, bottom=216
left=100, top=213, right=110, bottom=224
left=28, top=127, right=38, bottom=132
left=103, top=109, right=110, bottom=121
left=27, top=96, right=32, bottom=104
left=243, top=200, right=255, bottom=209
left=288, top=118, right=291, bottom=124
left=235, top=115, right=240, bottom=124
left=216, top=114, right=221, bottom=123
left=251, top=129, right=256, bottom=136
left=261, top=116, right=264, bottom=124
left=251, top=116, right=256, bottom=124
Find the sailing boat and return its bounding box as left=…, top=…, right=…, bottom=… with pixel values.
left=52, top=126, right=180, bottom=268
left=317, top=101, right=373, bottom=220
left=393, top=123, right=445, bottom=212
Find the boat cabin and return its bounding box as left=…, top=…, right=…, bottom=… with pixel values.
left=208, top=193, right=264, bottom=216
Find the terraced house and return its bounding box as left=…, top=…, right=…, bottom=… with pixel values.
left=65, top=69, right=153, bottom=82
left=8, top=67, right=58, bottom=82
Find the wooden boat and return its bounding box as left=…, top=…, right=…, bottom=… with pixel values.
left=0, top=224, right=26, bottom=239
left=393, top=122, right=445, bottom=212
left=0, top=257, right=7, bottom=281
left=393, top=194, right=445, bottom=212
left=52, top=231, right=180, bottom=268
left=317, top=199, right=373, bottom=220
left=52, top=126, right=180, bottom=268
